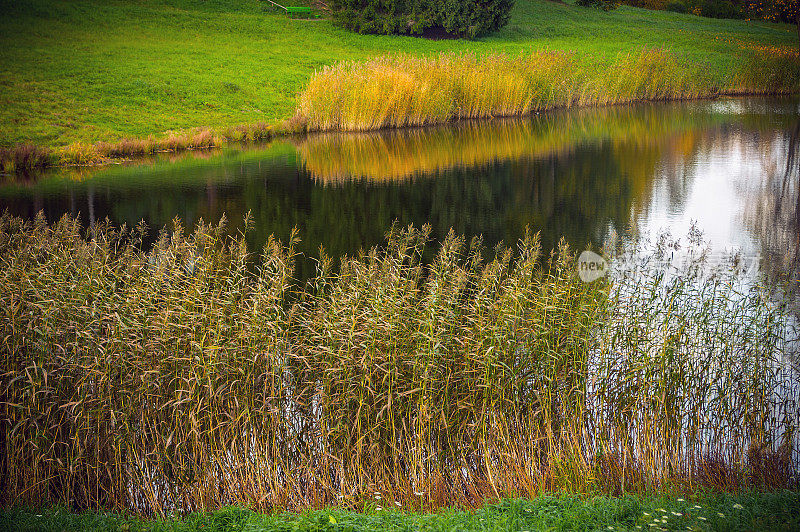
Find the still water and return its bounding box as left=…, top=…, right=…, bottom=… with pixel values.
left=1, top=97, right=798, bottom=282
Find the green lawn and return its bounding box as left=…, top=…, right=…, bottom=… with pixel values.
left=3, top=493, right=800, bottom=531
left=0, top=0, right=795, bottom=148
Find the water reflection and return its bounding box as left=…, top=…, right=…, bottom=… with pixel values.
left=297, top=104, right=718, bottom=183
left=740, top=120, right=800, bottom=312
left=0, top=98, right=798, bottom=285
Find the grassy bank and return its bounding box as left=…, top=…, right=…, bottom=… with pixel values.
left=3, top=492, right=800, bottom=531
left=0, top=0, right=798, bottom=168
left=1, top=214, right=796, bottom=513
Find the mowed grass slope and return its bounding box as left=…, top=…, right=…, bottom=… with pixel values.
left=0, top=0, right=795, bottom=147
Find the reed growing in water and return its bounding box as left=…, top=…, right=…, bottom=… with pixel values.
left=296, top=48, right=800, bottom=132
left=0, top=213, right=796, bottom=514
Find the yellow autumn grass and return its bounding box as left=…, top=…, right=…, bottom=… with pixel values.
left=296, top=49, right=724, bottom=132
left=296, top=47, right=800, bottom=132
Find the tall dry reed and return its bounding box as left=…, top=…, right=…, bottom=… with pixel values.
left=0, top=214, right=797, bottom=514
left=295, top=48, right=799, bottom=132
left=0, top=144, right=55, bottom=174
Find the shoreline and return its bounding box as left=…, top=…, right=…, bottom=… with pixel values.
left=1, top=88, right=797, bottom=175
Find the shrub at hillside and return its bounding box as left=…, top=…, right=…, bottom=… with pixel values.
left=328, top=0, right=515, bottom=38
left=746, top=0, right=798, bottom=24
left=622, top=0, right=744, bottom=18
left=576, top=0, right=620, bottom=10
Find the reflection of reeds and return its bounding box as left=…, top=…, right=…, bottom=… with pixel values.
left=1, top=214, right=796, bottom=513
left=297, top=104, right=715, bottom=183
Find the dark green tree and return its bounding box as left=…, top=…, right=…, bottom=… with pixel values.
left=328, top=0, right=515, bottom=38
left=576, top=0, right=619, bottom=10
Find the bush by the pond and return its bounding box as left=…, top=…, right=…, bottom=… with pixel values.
left=328, top=0, right=515, bottom=38
left=576, top=0, right=620, bottom=11
left=0, top=124, right=281, bottom=174
left=0, top=144, right=55, bottom=174
left=665, top=0, right=688, bottom=13
left=0, top=213, right=797, bottom=514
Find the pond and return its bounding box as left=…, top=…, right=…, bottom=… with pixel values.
left=1, top=97, right=798, bottom=284
left=3, top=97, right=800, bottom=511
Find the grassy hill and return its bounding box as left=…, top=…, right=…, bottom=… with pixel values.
left=0, top=0, right=796, bottom=148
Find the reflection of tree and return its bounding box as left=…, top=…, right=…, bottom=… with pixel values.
left=769, top=120, right=800, bottom=285
left=739, top=118, right=800, bottom=315
left=778, top=121, right=800, bottom=240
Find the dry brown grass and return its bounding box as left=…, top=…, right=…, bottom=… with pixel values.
left=0, top=143, right=54, bottom=173
left=1, top=125, right=277, bottom=174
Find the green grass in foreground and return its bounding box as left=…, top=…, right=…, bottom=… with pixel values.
left=0, top=0, right=796, bottom=147
left=2, top=493, right=799, bottom=531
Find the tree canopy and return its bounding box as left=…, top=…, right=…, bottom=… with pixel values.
left=328, top=0, right=515, bottom=38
